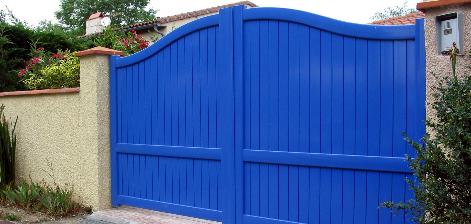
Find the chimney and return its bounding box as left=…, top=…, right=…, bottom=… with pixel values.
left=86, top=12, right=105, bottom=35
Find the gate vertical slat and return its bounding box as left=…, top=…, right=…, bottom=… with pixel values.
left=288, top=22, right=301, bottom=223
left=342, top=170, right=355, bottom=222
left=277, top=20, right=289, bottom=223
left=178, top=38, right=186, bottom=149
left=309, top=167, right=321, bottom=223
left=367, top=172, right=381, bottom=223
left=150, top=55, right=158, bottom=145
left=380, top=41, right=394, bottom=157
left=309, top=27, right=321, bottom=155
left=343, top=36, right=355, bottom=156
left=331, top=170, right=343, bottom=223
left=298, top=24, right=311, bottom=224
left=354, top=171, right=368, bottom=223
left=368, top=40, right=381, bottom=156
left=379, top=172, right=394, bottom=223
left=259, top=19, right=270, bottom=220
left=355, top=39, right=368, bottom=156
left=267, top=20, right=279, bottom=221
left=406, top=39, right=417, bottom=143
left=163, top=48, right=171, bottom=146
left=392, top=173, right=407, bottom=223
left=331, top=33, right=344, bottom=224
left=200, top=29, right=209, bottom=148
left=331, top=33, right=344, bottom=154
left=393, top=41, right=408, bottom=158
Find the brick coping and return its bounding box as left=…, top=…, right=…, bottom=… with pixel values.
left=0, top=87, right=80, bottom=97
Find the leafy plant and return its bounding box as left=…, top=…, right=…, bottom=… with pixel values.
left=3, top=213, right=20, bottom=221
left=114, top=29, right=149, bottom=56
left=380, top=42, right=471, bottom=223
left=18, top=48, right=80, bottom=90
left=0, top=105, right=17, bottom=190
left=2, top=178, right=80, bottom=217
left=92, top=26, right=150, bottom=56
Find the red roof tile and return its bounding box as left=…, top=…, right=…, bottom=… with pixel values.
left=75, top=46, right=124, bottom=57
left=122, top=1, right=258, bottom=29
left=79, top=1, right=258, bottom=38
left=417, top=0, right=471, bottom=12
left=369, top=12, right=425, bottom=25
left=87, top=12, right=105, bottom=21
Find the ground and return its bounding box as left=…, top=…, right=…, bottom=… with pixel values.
left=0, top=203, right=88, bottom=223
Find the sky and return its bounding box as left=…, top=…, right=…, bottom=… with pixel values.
left=1, top=0, right=423, bottom=27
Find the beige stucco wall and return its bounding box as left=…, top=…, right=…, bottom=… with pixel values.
left=424, top=3, right=471, bottom=123
left=0, top=54, right=111, bottom=211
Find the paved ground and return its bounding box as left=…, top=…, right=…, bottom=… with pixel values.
left=43, top=206, right=221, bottom=224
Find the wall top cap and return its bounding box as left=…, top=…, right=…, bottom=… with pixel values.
left=417, top=0, right=471, bottom=12
left=75, top=46, right=125, bottom=57
left=87, top=12, right=105, bottom=21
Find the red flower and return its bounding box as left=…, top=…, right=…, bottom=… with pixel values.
left=26, top=65, right=30, bottom=70
left=18, top=73, right=21, bottom=77
left=38, top=47, right=44, bottom=50
left=139, top=43, right=146, bottom=49
left=22, top=60, right=25, bottom=63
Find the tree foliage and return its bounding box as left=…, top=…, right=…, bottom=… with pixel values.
left=381, top=44, right=471, bottom=223
left=370, top=1, right=418, bottom=21
left=55, top=0, right=157, bottom=33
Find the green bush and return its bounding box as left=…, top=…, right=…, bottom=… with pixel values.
left=19, top=49, right=80, bottom=90
left=0, top=105, right=16, bottom=190
left=3, top=178, right=78, bottom=217
left=381, top=43, right=471, bottom=223
left=91, top=26, right=150, bottom=56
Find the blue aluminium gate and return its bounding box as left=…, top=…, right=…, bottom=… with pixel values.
left=110, top=5, right=426, bottom=224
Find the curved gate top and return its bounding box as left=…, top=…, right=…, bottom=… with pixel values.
left=110, top=5, right=425, bottom=224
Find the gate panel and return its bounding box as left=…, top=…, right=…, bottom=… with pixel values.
left=111, top=15, right=223, bottom=221
left=110, top=5, right=426, bottom=224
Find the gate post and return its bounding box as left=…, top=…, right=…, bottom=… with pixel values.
left=219, top=5, right=245, bottom=224
left=75, top=47, right=124, bottom=210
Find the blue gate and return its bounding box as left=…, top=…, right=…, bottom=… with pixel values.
left=110, top=6, right=426, bottom=224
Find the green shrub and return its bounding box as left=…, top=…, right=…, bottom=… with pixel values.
left=381, top=43, right=471, bottom=223
left=92, top=26, right=150, bottom=56
left=19, top=49, right=80, bottom=90
left=0, top=105, right=16, bottom=190
left=3, top=178, right=79, bottom=217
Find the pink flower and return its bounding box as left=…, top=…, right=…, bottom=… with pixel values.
left=26, top=65, right=30, bottom=70
left=20, top=69, right=26, bottom=74
left=38, top=47, right=44, bottom=50
left=139, top=43, right=146, bottom=49
left=22, top=60, right=25, bottom=63
left=18, top=73, right=21, bottom=77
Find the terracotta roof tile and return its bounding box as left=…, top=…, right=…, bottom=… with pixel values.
left=369, top=12, right=425, bottom=25
left=129, top=1, right=258, bottom=28
left=79, top=1, right=258, bottom=38
left=87, top=12, right=105, bottom=21
left=75, top=46, right=124, bottom=57
left=417, top=0, right=471, bottom=12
